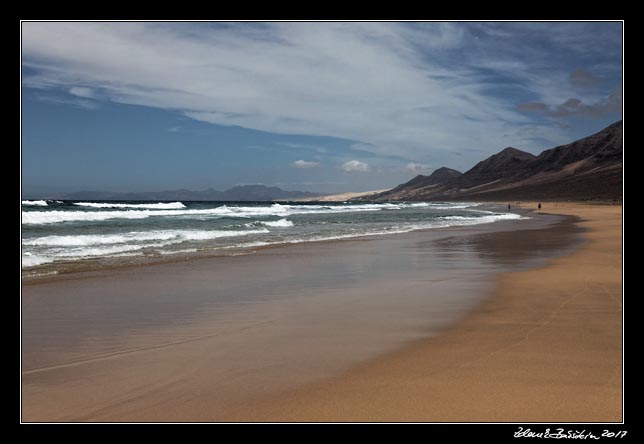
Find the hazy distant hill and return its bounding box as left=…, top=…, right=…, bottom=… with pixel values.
left=369, top=120, right=622, bottom=202
left=64, top=185, right=320, bottom=201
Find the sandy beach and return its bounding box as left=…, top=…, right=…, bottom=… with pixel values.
left=21, top=203, right=622, bottom=422
left=221, top=203, right=623, bottom=422
left=290, top=189, right=391, bottom=202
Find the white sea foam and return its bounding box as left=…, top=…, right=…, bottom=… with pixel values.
left=249, top=218, right=294, bottom=228
left=23, top=210, right=154, bottom=224
left=21, top=229, right=270, bottom=267
left=227, top=213, right=525, bottom=249
left=22, top=200, right=48, bottom=206
left=73, top=201, right=186, bottom=209
left=158, top=248, right=199, bottom=256
left=22, top=254, right=55, bottom=267
left=55, top=243, right=156, bottom=258
left=22, top=207, right=525, bottom=268
left=21, top=243, right=155, bottom=267
left=22, top=229, right=270, bottom=247
left=427, top=204, right=474, bottom=210
left=439, top=213, right=523, bottom=224
left=22, top=202, right=444, bottom=225
left=22, top=249, right=147, bottom=268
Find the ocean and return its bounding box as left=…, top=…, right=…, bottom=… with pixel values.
left=21, top=199, right=523, bottom=276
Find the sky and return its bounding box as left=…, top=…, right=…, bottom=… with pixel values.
left=21, top=21, right=623, bottom=196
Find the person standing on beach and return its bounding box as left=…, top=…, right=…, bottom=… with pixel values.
left=508, top=204, right=511, bottom=210
left=538, top=203, right=542, bottom=210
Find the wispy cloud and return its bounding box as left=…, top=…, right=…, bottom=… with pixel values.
left=341, top=160, right=369, bottom=172
left=69, top=86, right=95, bottom=98
left=291, top=160, right=320, bottom=168
left=33, top=92, right=100, bottom=110
left=405, top=162, right=432, bottom=174
left=21, top=22, right=622, bottom=166
left=277, top=142, right=328, bottom=154
left=569, top=69, right=603, bottom=90
left=518, top=88, right=621, bottom=119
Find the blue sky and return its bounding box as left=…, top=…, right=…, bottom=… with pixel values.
left=21, top=21, right=622, bottom=196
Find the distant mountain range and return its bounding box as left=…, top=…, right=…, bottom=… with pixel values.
left=367, top=120, right=622, bottom=202
left=63, top=185, right=320, bottom=201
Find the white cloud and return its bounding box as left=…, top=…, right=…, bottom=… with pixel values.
left=34, top=93, right=100, bottom=110
left=405, top=162, right=431, bottom=174
left=20, top=22, right=619, bottom=164
left=279, top=142, right=328, bottom=154
left=291, top=160, right=320, bottom=168
left=341, top=160, right=369, bottom=172
left=69, top=86, right=94, bottom=98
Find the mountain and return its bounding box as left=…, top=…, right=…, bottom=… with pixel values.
left=525, top=120, right=622, bottom=176
left=510, top=120, right=623, bottom=180
left=368, top=120, right=622, bottom=202
left=458, top=147, right=536, bottom=187
left=376, top=167, right=462, bottom=200
left=63, top=185, right=320, bottom=201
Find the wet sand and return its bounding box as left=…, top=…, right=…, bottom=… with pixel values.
left=21, top=205, right=617, bottom=422
left=220, top=203, right=622, bottom=422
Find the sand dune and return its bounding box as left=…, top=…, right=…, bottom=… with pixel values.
left=290, top=189, right=390, bottom=202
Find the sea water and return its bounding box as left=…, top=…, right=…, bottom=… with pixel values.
left=21, top=200, right=522, bottom=274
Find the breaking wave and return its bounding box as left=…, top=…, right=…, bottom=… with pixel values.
left=73, top=201, right=187, bottom=209
left=22, top=202, right=459, bottom=225
left=21, top=228, right=270, bottom=267
left=22, top=200, right=48, bottom=206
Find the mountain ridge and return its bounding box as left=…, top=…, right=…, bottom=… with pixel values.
left=366, top=120, right=622, bottom=202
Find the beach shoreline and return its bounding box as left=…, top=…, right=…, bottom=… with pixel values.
left=20, top=203, right=620, bottom=422
left=220, top=202, right=623, bottom=422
